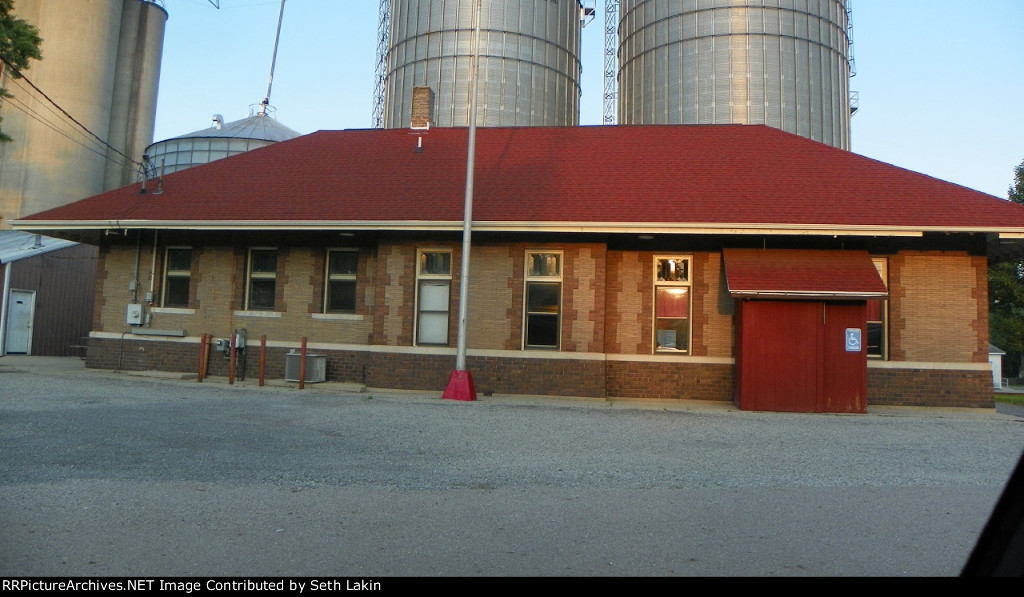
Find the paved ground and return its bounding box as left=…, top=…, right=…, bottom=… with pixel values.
left=2, top=355, right=1023, bottom=577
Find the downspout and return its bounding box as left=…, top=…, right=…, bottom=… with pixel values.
left=121, top=230, right=143, bottom=368
left=132, top=230, right=141, bottom=304
left=148, top=230, right=158, bottom=324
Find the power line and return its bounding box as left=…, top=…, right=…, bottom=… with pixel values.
left=0, top=58, right=143, bottom=170
left=2, top=95, right=131, bottom=170
left=3, top=78, right=119, bottom=160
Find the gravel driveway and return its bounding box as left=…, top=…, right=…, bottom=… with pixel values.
left=2, top=356, right=1023, bottom=577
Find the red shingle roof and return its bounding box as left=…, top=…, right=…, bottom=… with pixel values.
left=14, top=124, right=1024, bottom=234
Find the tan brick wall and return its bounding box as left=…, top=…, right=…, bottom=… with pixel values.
left=194, top=247, right=236, bottom=332
left=378, top=243, right=414, bottom=345
left=695, top=252, right=735, bottom=358
left=98, top=244, right=375, bottom=346
left=609, top=252, right=647, bottom=354
left=85, top=240, right=994, bottom=409
left=564, top=244, right=605, bottom=353
left=890, top=252, right=982, bottom=363
left=606, top=251, right=729, bottom=356
left=96, top=244, right=147, bottom=330
left=466, top=244, right=516, bottom=350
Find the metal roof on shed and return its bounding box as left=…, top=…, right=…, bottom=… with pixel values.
left=0, top=231, right=78, bottom=265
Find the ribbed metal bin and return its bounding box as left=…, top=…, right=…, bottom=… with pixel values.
left=284, top=352, right=326, bottom=383
left=617, top=0, right=852, bottom=149
left=383, top=0, right=584, bottom=128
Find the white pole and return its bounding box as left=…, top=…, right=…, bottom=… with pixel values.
left=0, top=263, right=12, bottom=356
left=260, top=0, right=287, bottom=115
left=454, top=0, right=481, bottom=373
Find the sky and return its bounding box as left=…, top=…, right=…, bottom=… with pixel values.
left=152, top=0, right=1024, bottom=199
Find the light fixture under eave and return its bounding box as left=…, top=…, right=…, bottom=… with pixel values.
left=638, top=235, right=655, bottom=240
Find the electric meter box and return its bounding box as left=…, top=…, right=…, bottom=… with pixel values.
left=126, top=304, right=143, bottom=325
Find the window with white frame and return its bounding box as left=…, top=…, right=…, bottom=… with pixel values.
left=867, top=257, right=887, bottom=359
left=415, top=250, right=452, bottom=346
left=246, top=248, right=278, bottom=311
left=162, top=247, right=192, bottom=308
left=654, top=256, right=691, bottom=353
left=524, top=251, right=562, bottom=349
left=325, top=249, right=358, bottom=313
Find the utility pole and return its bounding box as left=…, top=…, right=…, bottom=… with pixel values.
left=442, top=0, right=481, bottom=401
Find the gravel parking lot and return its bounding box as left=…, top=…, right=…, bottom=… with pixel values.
left=2, top=356, right=1023, bottom=577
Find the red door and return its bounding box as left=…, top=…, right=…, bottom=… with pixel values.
left=736, top=301, right=822, bottom=412
left=821, top=302, right=867, bottom=413
left=736, top=300, right=867, bottom=413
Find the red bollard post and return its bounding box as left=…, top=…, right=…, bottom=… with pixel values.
left=197, top=333, right=208, bottom=382
left=259, top=335, right=266, bottom=387
left=299, top=337, right=307, bottom=390
left=228, top=333, right=236, bottom=385
left=206, top=333, right=212, bottom=382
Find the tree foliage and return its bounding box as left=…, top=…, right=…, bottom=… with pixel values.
left=1010, top=160, right=1024, bottom=206
left=989, top=160, right=1024, bottom=377
left=0, top=0, right=43, bottom=142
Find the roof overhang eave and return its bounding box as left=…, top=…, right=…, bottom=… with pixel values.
left=728, top=290, right=890, bottom=300
left=11, top=220, right=1024, bottom=238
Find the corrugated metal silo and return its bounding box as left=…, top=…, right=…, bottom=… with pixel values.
left=382, top=0, right=585, bottom=128
left=0, top=0, right=166, bottom=223
left=617, top=0, right=852, bottom=149
left=144, top=112, right=301, bottom=176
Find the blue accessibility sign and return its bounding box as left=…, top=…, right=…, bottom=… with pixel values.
left=845, top=328, right=862, bottom=352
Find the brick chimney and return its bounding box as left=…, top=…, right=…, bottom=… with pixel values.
left=410, top=86, right=433, bottom=130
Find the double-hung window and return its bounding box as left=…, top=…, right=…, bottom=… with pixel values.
left=325, top=249, right=358, bottom=313
left=162, top=247, right=192, bottom=308
left=246, top=248, right=278, bottom=311
left=654, top=256, right=691, bottom=353
left=524, top=251, right=562, bottom=349
left=416, top=250, right=452, bottom=346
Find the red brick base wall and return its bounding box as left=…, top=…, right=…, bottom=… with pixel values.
left=85, top=338, right=605, bottom=397
left=868, top=368, right=995, bottom=408
left=86, top=338, right=994, bottom=408
left=606, top=360, right=734, bottom=401
left=463, top=355, right=606, bottom=398
left=363, top=352, right=608, bottom=398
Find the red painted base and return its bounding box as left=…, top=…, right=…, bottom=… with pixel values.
left=442, top=369, right=477, bottom=401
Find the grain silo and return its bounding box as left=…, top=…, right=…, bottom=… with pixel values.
left=381, top=0, right=587, bottom=128
left=144, top=111, right=301, bottom=176
left=0, top=0, right=166, bottom=223
left=617, top=0, right=853, bottom=149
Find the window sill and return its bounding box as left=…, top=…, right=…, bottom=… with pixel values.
left=150, top=307, right=196, bottom=315
left=232, top=310, right=282, bottom=318
left=312, top=313, right=364, bottom=321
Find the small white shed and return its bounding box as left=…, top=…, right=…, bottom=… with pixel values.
left=989, top=344, right=1007, bottom=388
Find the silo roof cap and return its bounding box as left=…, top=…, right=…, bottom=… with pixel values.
left=168, top=113, right=301, bottom=143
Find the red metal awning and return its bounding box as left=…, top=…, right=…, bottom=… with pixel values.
left=723, top=248, right=889, bottom=300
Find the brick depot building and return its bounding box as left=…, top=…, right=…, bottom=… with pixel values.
left=14, top=124, right=1024, bottom=412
